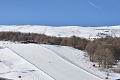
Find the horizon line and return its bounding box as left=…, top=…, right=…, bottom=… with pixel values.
left=0, top=24, right=119, bottom=27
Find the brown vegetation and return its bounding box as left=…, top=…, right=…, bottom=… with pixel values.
left=0, top=32, right=120, bottom=69
left=85, top=37, right=120, bottom=68
left=0, top=32, right=89, bottom=49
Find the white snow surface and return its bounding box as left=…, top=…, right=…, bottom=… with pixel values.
left=0, top=25, right=120, bottom=39
left=41, top=45, right=120, bottom=80
left=0, top=43, right=54, bottom=80
left=0, top=25, right=120, bottom=80
left=0, top=41, right=119, bottom=80
left=4, top=43, right=102, bottom=80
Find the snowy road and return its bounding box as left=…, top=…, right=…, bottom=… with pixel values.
left=6, top=44, right=102, bottom=80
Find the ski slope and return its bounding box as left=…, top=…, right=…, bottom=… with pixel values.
left=0, top=44, right=54, bottom=80
left=5, top=43, right=102, bottom=80
left=0, top=42, right=120, bottom=80
left=42, top=45, right=120, bottom=80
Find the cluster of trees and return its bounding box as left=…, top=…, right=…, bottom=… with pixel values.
left=1, top=32, right=120, bottom=69
left=85, top=37, right=120, bottom=68
left=0, top=32, right=89, bottom=50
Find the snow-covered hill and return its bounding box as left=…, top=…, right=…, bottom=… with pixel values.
left=0, top=25, right=120, bottom=80
left=5, top=43, right=102, bottom=80
left=0, top=25, right=120, bottom=39
left=0, top=41, right=119, bottom=80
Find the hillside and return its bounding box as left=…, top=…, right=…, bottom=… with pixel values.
left=5, top=43, right=102, bottom=80
left=0, top=41, right=119, bottom=80
left=0, top=25, right=120, bottom=80
left=0, top=42, right=54, bottom=80
left=0, top=25, right=120, bottom=39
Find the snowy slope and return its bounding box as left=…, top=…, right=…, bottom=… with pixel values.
left=0, top=42, right=120, bottom=80
left=0, top=43, right=54, bottom=80
left=5, top=43, right=102, bottom=80
left=42, top=45, right=120, bottom=80
left=0, top=25, right=120, bottom=39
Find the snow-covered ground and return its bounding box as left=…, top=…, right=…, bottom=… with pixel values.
left=5, top=43, right=102, bottom=80
left=42, top=45, right=120, bottom=80
left=0, top=25, right=120, bottom=39
left=0, top=43, right=54, bottom=80
left=0, top=25, right=120, bottom=80
left=0, top=41, right=119, bottom=80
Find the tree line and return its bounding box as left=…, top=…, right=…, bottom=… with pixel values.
left=85, top=37, right=120, bottom=68
left=0, top=31, right=89, bottom=50
left=0, top=31, right=120, bottom=68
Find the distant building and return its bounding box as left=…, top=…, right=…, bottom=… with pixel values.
left=21, top=40, right=37, bottom=44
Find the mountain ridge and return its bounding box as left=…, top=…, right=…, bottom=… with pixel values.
left=0, top=25, right=120, bottom=39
